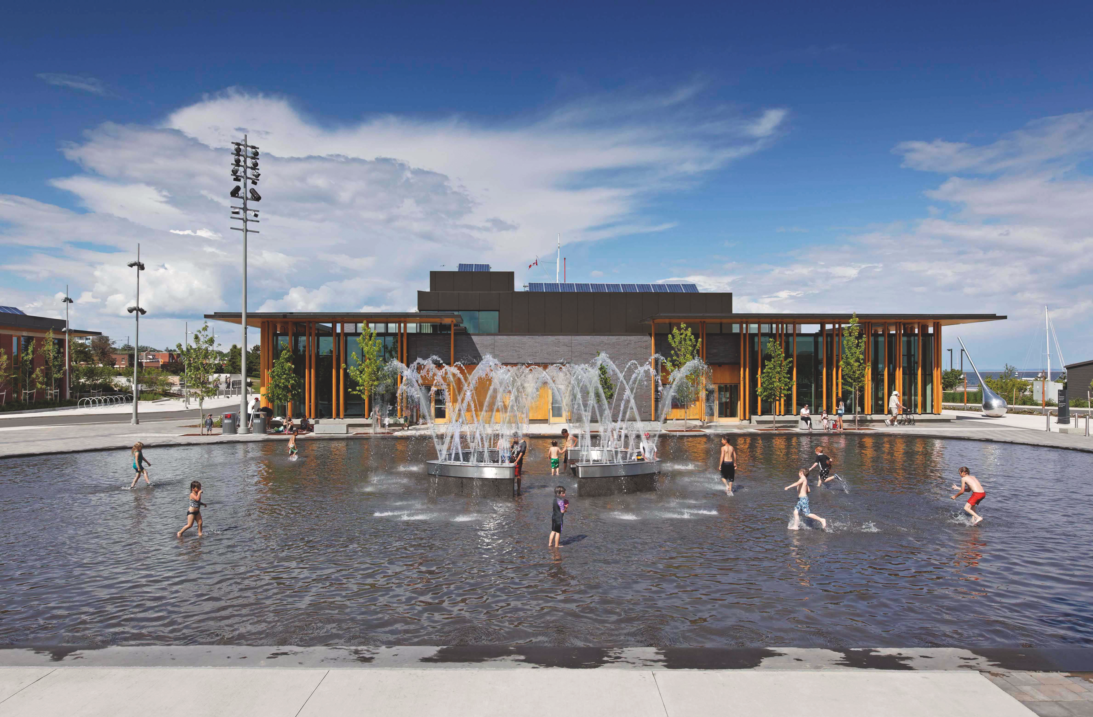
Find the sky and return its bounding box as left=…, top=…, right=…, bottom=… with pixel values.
left=2, top=0, right=1093, bottom=369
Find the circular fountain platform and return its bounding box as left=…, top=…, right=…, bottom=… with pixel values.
left=426, top=460, right=515, bottom=497
left=572, top=460, right=659, bottom=497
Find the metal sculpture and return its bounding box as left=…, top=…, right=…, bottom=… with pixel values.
left=957, top=337, right=1008, bottom=417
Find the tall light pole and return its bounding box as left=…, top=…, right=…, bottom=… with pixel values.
left=230, top=135, right=261, bottom=432
left=127, top=245, right=147, bottom=425
left=62, top=285, right=73, bottom=400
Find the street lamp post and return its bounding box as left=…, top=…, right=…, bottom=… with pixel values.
left=127, top=245, right=147, bottom=425
left=230, top=135, right=261, bottom=432
left=62, top=285, right=73, bottom=400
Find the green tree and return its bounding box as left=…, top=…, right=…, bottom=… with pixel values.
left=247, top=344, right=261, bottom=378
left=90, top=335, right=114, bottom=366
left=176, top=323, right=220, bottom=423
left=664, top=323, right=702, bottom=417
left=346, top=323, right=389, bottom=430
left=225, top=344, right=241, bottom=375
left=839, top=315, right=866, bottom=428
left=941, top=368, right=964, bottom=392
left=0, top=347, right=9, bottom=398
left=597, top=354, right=616, bottom=404
left=41, top=331, right=66, bottom=402
left=757, top=340, right=794, bottom=428
left=265, top=345, right=302, bottom=418
left=137, top=367, right=172, bottom=398
left=19, top=338, right=39, bottom=402
left=985, top=364, right=1027, bottom=404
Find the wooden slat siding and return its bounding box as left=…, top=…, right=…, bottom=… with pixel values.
left=917, top=323, right=923, bottom=413
left=738, top=324, right=744, bottom=420
left=934, top=321, right=942, bottom=414
left=792, top=323, right=798, bottom=416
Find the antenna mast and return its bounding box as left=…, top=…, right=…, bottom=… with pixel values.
left=556, top=235, right=560, bottom=283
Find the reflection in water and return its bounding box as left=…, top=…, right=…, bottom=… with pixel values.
left=0, top=435, right=1091, bottom=649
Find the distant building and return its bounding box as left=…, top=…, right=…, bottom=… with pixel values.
left=1065, top=359, right=1093, bottom=399
left=111, top=350, right=179, bottom=369
left=207, top=265, right=1006, bottom=421
left=0, top=306, right=101, bottom=402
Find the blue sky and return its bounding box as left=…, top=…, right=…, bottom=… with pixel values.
left=3, top=0, right=1093, bottom=367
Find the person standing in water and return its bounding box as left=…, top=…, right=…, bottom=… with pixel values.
left=548, top=486, right=568, bottom=547
left=951, top=466, right=986, bottom=525
left=785, top=469, right=827, bottom=529
left=129, top=442, right=152, bottom=489
left=561, top=428, right=577, bottom=467
left=513, top=433, right=527, bottom=494
left=548, top=440, right=562, bottom=476
left=177, top=481, right=206, bottom=538
left=288, top=429, right=299, bottom=459
left=719, top=436, right=737, bottom=496
left=808, top=446, right=838, bottom=485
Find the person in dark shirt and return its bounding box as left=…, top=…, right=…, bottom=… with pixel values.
left=548, top=486, right=568, bottom=547
left=513, top=434, right=528, bottom=494
left=808, top=446, right=837, bottom=485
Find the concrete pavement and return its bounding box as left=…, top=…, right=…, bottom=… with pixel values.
left=0, top=667, right=1048, bottom=717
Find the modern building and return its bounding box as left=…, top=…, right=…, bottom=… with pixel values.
left=0, top=306, right=101, bottom=403
left=206, top=266, right=1005, bottom=421
left=1065, top=359, right=1093, bottom=400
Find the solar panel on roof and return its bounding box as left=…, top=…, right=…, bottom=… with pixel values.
left=545, top=283, right=560, bottom=292
left=562, top=283, right=576, bottom=292
left=575, top=283, right=591, bottom=292
left=622, top=284, right=638, bottom=292
left=682, top=284, right=699, bottom=293
left=667, top=284, right=683, bottom=293
left=636, top=284, right=652, bottom=292
left=457, top=263, right=491, bottom=271
left=590, top=283, right=607, bottom=292
left=606, top=284, right=623, bottom=292
left=528, top=283, right=545, bottom=292
left=0, top=306, right=26, bottom=315
left=652, top=284, right=669, bottom=293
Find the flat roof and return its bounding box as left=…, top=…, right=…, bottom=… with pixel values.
left=205, top=311, right=464, bottom=328
left=0, top=312, right=101, bottom=337
left=644, top=313, right=1006, bottom=327
left=1065, top=359, right=1093, bottom=370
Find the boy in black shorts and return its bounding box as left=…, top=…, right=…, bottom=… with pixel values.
left=808, top=446, right=837, bottom=485
left=548, top=486, right=568, bottom=547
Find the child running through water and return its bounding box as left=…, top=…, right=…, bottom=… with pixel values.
left=785, top=469, right=827, bottom=530
left=129, top=442, right=151, bottom=489
left=177, top=481, right=206, bottom=537
left=288, top=429, right=299, bottom=459
left=719, top=436, right=737, bottom=496
left=808, top=446, right=838, bottom=486
left=548, top=440, right=561, bottom=476
left=951, top=466, right=986, bottom=525
left=548, top=486, right=569, bottom=547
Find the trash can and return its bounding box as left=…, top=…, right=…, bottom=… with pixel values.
left=222, top=412, right=237, bottom=435
left=253, top=414, right=267, bottom=434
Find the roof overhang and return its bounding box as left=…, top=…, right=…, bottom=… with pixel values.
left=204, top=311, right=464, bottom=329
left=643, top=313, right=1006, bottom=327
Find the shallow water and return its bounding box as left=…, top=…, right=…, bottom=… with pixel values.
left=1, top=435, right=1091, bottom=649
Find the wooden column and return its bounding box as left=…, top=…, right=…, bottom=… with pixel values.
left=650, top=321, right=656, bottom=421
left=864, top=322, right=872, bottom=415
left=331, top=322, right=338, bottom=419
left=935, top=322, right=943, bottom=414
left=792, top=323, right=798, bottom=416
left=738, top=323, right=745, bottom=420
left=286, top=322, right=294, bottom=417
left=450, top=320, right=455, bottom=366
left=882, top=322, right=889, bottom=405
left=820, top=322, right=826, bottom=413
left=339, top=322, right=346, bottom=419
left=397, top=321, right=404, bottom=419
left=916, top=323, right=924, bottom=413
left=755, top=323, right=762, bottom=417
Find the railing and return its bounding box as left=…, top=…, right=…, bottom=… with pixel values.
left=77, top=394, right=135, bottom=408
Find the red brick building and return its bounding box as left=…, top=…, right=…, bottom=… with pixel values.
left=0, top=306, right=102, bottom=404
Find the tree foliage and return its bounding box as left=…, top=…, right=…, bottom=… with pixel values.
left=984, top=363, right=1027, bottom=402
left=664, top=323, right=702, bottom=409
left=347, top=324, right=391, bottom=407
left=839, top=315, right=866, bottom=425
left=265, top=344, right=302, bottom=412
left=41, top=331, right=66, bottom=399
left=176, top=322, right=220, bottom=420
left=90, top=336, right=115, bottom=366
left=757, top=340, right=794, bottom=426
left=941, top=368, right=964, bottom=392
left=597, top=354, right=616, bottom=404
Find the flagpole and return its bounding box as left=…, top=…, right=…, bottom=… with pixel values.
left=556, top=235, right=560, bottom=283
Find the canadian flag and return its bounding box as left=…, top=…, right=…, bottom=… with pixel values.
left=528, top=257, right=538, bottom=269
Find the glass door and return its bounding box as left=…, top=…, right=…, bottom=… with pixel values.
left=717, top=384, right=739, bottom=419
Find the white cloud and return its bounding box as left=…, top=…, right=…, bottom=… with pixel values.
left=37, top=73, right=109, bottom=96
left=0, top=85, right=784, bottom=349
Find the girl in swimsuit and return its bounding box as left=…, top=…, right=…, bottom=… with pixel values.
left=177, top=481, right=206, bottom=537
left=129, top=442, right=151, bottom=489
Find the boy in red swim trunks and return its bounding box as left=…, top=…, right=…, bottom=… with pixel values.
left=951, top=466, right=986, bottom=525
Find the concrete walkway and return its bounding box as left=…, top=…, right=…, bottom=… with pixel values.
left=0, top=666, right=1047, bottom=717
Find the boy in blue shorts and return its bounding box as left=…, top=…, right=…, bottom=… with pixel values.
left=785, top=469, right=827, bottom=530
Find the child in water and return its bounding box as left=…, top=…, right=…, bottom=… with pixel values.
left=129, top=442, right=151, bottom=489
left=548, top=440, right=561, bottom=476
left=548, top=486, right=569, bottom=547
left=951, top=466, right=986, bottom=525
left=177, top=481, right=206, bottom=537
left=785, top=469, right=827, bottom=530
left=288, top=429, right=299, bottom=459
left=808, top=446, right=838, bottom=486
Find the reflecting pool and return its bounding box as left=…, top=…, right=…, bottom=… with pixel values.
left=1, top=435, right=1091, bottom=649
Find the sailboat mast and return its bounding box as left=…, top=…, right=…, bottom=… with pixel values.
left=1046, top=305, right=1051, bottom=382
left=556, top=235, right=560, bottom=283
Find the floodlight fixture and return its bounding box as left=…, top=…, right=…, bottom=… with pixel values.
left=230, top=185, right=242, bottom=198
left=249, top=188, right=262, bottom=202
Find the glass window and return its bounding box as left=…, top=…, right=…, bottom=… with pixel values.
left=551, top=389, right=563, bottom=418
left=455, top=311, right=498, bottom=334
left=434, top=387, right=446, bottom=419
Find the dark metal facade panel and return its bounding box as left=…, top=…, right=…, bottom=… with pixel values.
left=1067, top=363, right=1093, bottom=400
left=490, top=272, right=515, bottom=291
left=498, top=292, right=514, bottom=333
left=453, top=273, right=475, bottom=292
left=609, top=294, right=627, bottom=334
left=480, top=292, right=500, bottom=311
left=577, top=294, right=595, bottom=334
left=705, top=334, right=741, bottom=364
left=527, top=293, right=546, bottom=333
left=561, top=294, right=579, bottom=333
left=460, top=292, right=480, bottom=311
left=593, top=294, right=611, bottom=333
left=544, top=295, right=562, bottom=333
left=511, top=293, right=529, bottom=333
left=417, top=291, right=438, bottom=311
left=430, top=272, right=454, bottom=292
